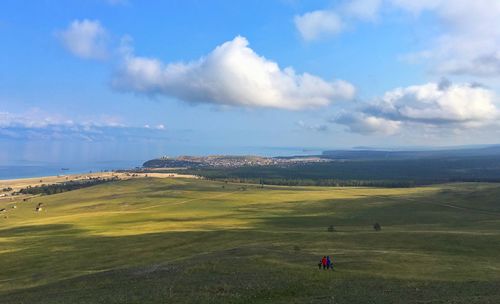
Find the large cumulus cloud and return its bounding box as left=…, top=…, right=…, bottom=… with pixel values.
left=332, top=81, right=500, bottom=134
left=112, top=36, right=355, bottom=110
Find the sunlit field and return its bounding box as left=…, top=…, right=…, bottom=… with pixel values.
left=1, top=178, right=500, bottom=303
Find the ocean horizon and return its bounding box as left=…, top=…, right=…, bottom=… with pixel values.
left=0, top=160, right=142, bottom=180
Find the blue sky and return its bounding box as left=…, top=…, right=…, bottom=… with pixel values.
left=1, top=0, right=500, bottom=164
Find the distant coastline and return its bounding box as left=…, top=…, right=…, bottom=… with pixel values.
left=0, top=160, right=141, bottom=180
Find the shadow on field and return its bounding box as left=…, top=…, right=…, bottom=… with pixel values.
left=2, top=182, right=500, bottom=303
left=1, top=238, right=500, bottom=304
left=243, top=188, right=500, bottom=231
left=0, top=224, right=78, bottom=237
left=1, top=219, right=500, bottom=303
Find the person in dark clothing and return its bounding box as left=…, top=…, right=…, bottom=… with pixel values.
left=318, top=260, right=322, bottom=269
left=326, top=256, right=331, bottom=269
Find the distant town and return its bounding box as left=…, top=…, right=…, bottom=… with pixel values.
left=142, top=145, right=500, bottom=169
left=143, top=155, right=331, bottom=169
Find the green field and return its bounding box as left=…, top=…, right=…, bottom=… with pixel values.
left=1, top=178, right=500, bottom=303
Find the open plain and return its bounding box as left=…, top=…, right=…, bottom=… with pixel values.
left=1, top=178, right=500, bottom=303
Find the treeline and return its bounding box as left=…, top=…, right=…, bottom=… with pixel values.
left=163, top=156, right=500, bottom=187
left=206, top=177, right=416, bottom=188
left=19, top=177, right=119, bottom=196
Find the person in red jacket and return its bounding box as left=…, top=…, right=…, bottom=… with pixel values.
left=321, top=256, right=327, bottom=270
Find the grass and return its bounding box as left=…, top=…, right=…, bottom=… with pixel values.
left=0, top=178, right=500, bottom=303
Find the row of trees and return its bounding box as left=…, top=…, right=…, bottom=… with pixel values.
left=18, top=177, right=119, bottom=196
left=207, top=177, right=416, bottom=188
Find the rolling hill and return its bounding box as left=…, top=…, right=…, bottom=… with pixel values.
left=1, top=178, right=500, bottom=303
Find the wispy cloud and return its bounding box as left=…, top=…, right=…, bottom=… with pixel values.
left=56, top=19, right=109, bottom=60
left=144, top=124, right=166, bottom=130
left=295, top=120, right=329, bottom=132
left=0, top=110, right=167, bottom=141
left=294, top=0, right=382, bottom=41
left=295, top=0, right=500, bottom=77
left=395, top=0, right=500, bottom=77
left=294, top=10, right=343, bottom=41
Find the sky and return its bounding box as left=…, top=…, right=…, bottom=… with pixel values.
left=1, top=0, right=500, bottom=164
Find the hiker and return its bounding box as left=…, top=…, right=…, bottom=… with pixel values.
left=321, top=256, right=327, bottom=270
left=318, top=259, right=322, bottom=270
left=326, top=256, right=333, bottom=270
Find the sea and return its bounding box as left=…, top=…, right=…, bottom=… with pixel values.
left=0, top=160, right=142, bottom=180
left=0, top=140, right=325, bottom=180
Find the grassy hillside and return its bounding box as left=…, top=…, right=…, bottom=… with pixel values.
left=1, top=178, right=500, bottom=303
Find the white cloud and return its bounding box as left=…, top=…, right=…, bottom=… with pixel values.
left=143, top=124, right=166, bottom=130
left=389, top=0, right=438, bottom=13
left=296, top=120, right=329, bottom=132
left=294, top=10, right=343, bottom=41
left=344, top=0, right=383, bottom=21
left=333, top=113, right=401, bottom=135
left=332, top=81, right=500, bottom=135
left=294, top=0, right=381, bottom=41
left=112, top=36, right=355, bottom=110
left=392, top=0, right=500, bottom=76
left=56, top=19, right=109, bottom=60
left=0, top=110, right=70, bottom=129
left=373, top=81, right=499, bottom=124
left=0, top=110, right=168, bottom=141
left=296, top=1, right=500, bottom=77
left=0, top=111, right=109, bottom=141
left=0, top=109, right=124, bottom=129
